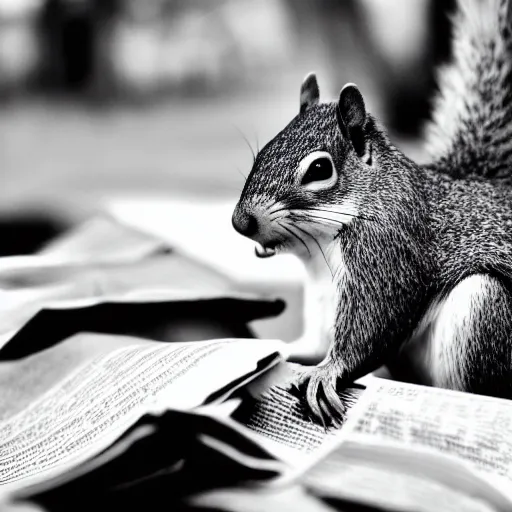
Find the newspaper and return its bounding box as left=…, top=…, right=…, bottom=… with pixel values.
left=0, top=336, right=285, bottom=493
left=10, top=400, right=291, bottom=502
left=0, top=213, right=170, bottom=275
left=0, top=211, right=292, bottom=501
left=7, top=361, right=512, bottom=512
left=290, top=378, right=512, bottom=512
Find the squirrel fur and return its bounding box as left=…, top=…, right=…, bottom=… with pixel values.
left=232, top=0, right=512, bottom=424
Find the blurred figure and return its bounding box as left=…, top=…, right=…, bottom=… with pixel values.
left=36, top=0, right=294, bottom=101
left=0, top=0, right=43, bottom=97
left=39, top=0, right=117, bottom=95
left=0, top=0, right=455, bottom=129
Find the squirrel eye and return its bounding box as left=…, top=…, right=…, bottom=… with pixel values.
left=301, top=157, right=334, bottom=185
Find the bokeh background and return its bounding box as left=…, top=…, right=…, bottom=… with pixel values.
left=0, top=0, right=454, bottom=256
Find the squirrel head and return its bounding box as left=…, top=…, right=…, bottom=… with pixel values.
left=232, top=73, right=385, bottom=260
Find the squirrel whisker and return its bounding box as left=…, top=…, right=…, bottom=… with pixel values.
left=278, top=222, right=312, bottom=256
left=266, top=205, right=369, bottom=223
left=304, top=207, right=372, bottom=222
left=236, top=167, right=247, bottom=180
left=234, top=125, right=257, bottom=163
left=297, top=213, right=347, bottom=227
left=267, top=205, right=290, bottom=217
left=268, top=212, right=288, bottom=222
left=298, top=223, right=343, bottom=284
left=292, top=223, right=335, bottom=278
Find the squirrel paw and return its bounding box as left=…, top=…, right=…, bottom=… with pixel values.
left=294, top=360, right=347, bottom=428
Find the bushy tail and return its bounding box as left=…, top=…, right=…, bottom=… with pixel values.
left=425, top=0, right=512, bottom=180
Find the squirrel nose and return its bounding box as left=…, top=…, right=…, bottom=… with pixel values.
left=232, top=210, right=259, bottom=238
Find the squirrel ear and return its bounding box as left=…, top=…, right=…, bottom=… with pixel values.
left=337, top=83, right=369, bottom=161
left=300, top=72, right=320, bottom=114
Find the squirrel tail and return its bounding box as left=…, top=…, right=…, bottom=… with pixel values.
left=425, top=0, right=512, bottom=179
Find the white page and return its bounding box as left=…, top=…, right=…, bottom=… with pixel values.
left=286, top=379, right=512, bottom=511
left=0, top=337, right=284, bottom=493
left=343, top=379, right=512, bottom=488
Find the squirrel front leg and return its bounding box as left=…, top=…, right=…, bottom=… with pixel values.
left=301, top=271, right=512, bottom=425
left=297, top=227, right=431, bottom=425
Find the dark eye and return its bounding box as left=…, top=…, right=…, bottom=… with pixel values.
left=301, top=157, right=334, bottom=185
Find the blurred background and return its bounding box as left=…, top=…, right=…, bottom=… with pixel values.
left=0, top=0, right=456, bottom=257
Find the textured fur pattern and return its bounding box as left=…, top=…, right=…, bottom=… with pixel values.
left=233, top=0, right=512, bottom=424
left=426, top=0, right=512, bottom=180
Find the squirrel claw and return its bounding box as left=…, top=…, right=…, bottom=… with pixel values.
left=295, top=361, right=347, bottom=429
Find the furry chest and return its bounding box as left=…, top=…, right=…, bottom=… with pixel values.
left=303, top=239, right=345, bottom=351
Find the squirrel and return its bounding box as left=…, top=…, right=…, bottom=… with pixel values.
left=232, top=0, right=512, bottom=425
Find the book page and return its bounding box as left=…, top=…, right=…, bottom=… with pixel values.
left=10, top=400, right=287, bottom=500
left=296, top=379, right=512, bottom=511
left=344, top=379, right=512, bottom=485
left=0, top=337, right=284, bottom=492
left=233, top=383, right=363, bottom=465
left=303, top=451, right=498, bottom=512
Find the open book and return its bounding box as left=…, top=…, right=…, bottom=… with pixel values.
left=10, top=368, right=512, bottom=512
left=229, top=376, right=512, bottom=512
left=158, top=377, right=512, bottom=512
left=0, top=334, right=286, bottom=494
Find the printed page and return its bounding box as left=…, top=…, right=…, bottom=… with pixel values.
left=344, top=379, right=512, bottom=486
left=233, top=383, right=363, bottom=465
left=0, top=337, right=284, bottom=492
left=294, top=379, right=512, bottom=511
left=10, top=401, right=288, bottom=500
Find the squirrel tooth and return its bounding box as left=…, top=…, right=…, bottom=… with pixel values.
left=255, top=243, right=276, bottom=258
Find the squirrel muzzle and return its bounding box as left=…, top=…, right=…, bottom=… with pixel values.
left=232, top=206, right=279, bottom=258
left=231, top=209, right=258, bottom=238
